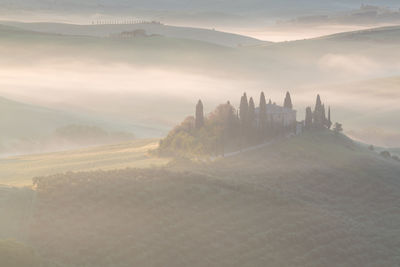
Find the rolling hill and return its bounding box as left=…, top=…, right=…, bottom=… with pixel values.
left=0, top=96, right=93, bottom=140
left=316, top=25, right=400, bottom=42
left=0, top=96, right=167, bottom=157
left=1, top=130, right=400, bottom=266
left=1, top=24, right=400, bottom=147
left=0, top=23, right=236, bottom=72
left=0, top=21, right=268, bottom=47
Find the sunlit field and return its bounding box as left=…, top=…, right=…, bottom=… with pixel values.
left=0, top=139, right=170, bottom=186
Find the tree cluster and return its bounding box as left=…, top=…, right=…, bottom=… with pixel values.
left=159, top=91, right=296, bottom=157
left=159, top=101, right=240, bottom=157
left=304, top=95, right=333, bottom=130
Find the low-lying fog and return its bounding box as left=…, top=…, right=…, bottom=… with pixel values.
left=1, top=58, right=399, bottom=147
left=1, top=16, right=400, bottom=152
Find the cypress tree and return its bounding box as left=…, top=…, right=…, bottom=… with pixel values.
left=239, top=93, right=248, bottom=150
left=305, top=107, right=313, bottom=129
left=327, top=107, right=332, bottom=129
left=315, top=95, right=322, bottom=110
left=283, top=91, right=293, bottom=109
left=195, top=100, right=204, bottom=130
left=313, top=94, right=324, bottom=128
left=248, top=97, right=256, bottom=128
left=259, top=92, right=267, bottom=137
left=322, top=104, right=327, bottom=127
left=239, top=93, right=248, bottom=127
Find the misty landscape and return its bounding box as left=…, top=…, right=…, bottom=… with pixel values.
left=1, top=1, right=400, bottom=266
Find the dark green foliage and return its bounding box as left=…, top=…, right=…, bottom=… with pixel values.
left=159, top=116, right=205, bottom=156
left=305, top=107, right=313, bottom=129
left=195, top=100, right=204, bottom=130
left=283, top=91, right=293, bottom=109
left=159, top=103, right=240, bottom=156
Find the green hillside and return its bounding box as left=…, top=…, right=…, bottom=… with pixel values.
left=2, top=130, right=398, bottom=266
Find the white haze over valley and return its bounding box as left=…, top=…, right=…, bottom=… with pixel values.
left=1, top=54, right=399, bottom=148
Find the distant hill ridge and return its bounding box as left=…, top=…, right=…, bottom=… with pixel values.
left=0, top=21, right=269, bottom=47
left=315, top=25, right=400, bottom=42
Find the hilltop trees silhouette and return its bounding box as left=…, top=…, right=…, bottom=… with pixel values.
left=304, top=95, right=337, bottom=131
left=159, top=91, right=335, bottom=157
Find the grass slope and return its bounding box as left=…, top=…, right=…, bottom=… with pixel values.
left=0, top=186, right=34, bottom=242
left=25, top=130, right=400, bottom=266
left=0, top=139, right=170, bottom=186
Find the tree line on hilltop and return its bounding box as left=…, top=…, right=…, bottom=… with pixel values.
left=304, top=94, right=343, bottom=134
left=159, top=91, right=295, bottom=157
left=158, top=92, right=341, bottom=157
left=305, top=94, right=332, bottom=130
